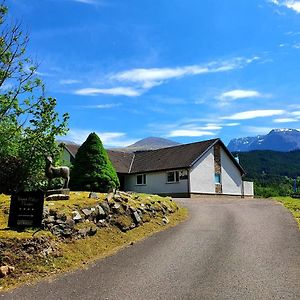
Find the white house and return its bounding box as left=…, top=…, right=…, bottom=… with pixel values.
left=62, top=138, right=254, bottom=198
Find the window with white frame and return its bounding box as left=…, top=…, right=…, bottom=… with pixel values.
left=136, top=174, right=146, bottom=185
left=167, top=171, right=180, bottom=183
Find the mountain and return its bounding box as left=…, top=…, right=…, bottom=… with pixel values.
left=228, top=129, right=300, bottom=152
left=113, top=137, right=181, bottom=152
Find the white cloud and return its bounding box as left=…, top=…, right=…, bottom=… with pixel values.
left=111, top=57, right=259, bottom=89
left=270, top=0, right=300, bottom=13
left=64, top=129, right=137, bottom=147
left=224, top=122, right=240, bottom=127
left=165, top=122, right=221, bottom=137
left=217, top=89, right=264, bottom=106
left=221, top=109, right=285, bottom=120
left=83, top=103, right=121, bottom=109
left=243, top=126, right=274, bottom=135
left=218, top=89, right=262, bottom=101
left=74, top=87, right=141, bottom=97
left=273, top=117, right=299, bottom=123
left=72, top=0, right=101, bottom=4
left=199, top=124, right=223, bottom=130
left=60, top=79, right=81, bottom=85
left=291, top=110, right=300, bottom=116
left=166, top=130, right=216, bottom=137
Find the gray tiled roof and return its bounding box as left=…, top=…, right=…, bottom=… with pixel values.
left=62, top=143, right=134, bottom=174
left=62, top=138, right=245, bottom=175
left=107, top=150, right=134, bottom=174
left=130, top=138, right=219, bottom=173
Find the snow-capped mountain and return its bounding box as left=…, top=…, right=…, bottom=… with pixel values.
left=227, top=129, right=300, bottom=152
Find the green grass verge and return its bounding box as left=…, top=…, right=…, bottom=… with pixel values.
left=273, top=196, right=300, bottom=228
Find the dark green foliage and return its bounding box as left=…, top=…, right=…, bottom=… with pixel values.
left=0, top=155, right=23, bottom=194
left=234, top=150, right=300, bottom=197
left=70, top=133, right=120, bottom=192
left=0, top=4, right=69, bottom=193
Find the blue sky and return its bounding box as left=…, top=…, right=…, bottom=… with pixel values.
left=6, top=0, right=300, bottom=147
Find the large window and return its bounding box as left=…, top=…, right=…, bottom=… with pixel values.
left=167, top=171, right=180, bottom=183
left=136, top=174, right=146, bottom=185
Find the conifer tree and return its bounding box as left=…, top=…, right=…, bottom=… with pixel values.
left=70, top=133, right=120, bottom=192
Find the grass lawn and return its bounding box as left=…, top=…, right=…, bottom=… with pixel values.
left=273, top=196, right=300, bottom=228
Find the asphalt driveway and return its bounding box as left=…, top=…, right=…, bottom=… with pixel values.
left=1, top=198, right=300, bottom=300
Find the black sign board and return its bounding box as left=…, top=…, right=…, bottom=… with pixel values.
left=8, top=190, right=44, bottom=228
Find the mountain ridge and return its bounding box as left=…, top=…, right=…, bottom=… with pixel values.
left=111, top=137, right=181, bottom=152
left=228, top=129, right=300, bottom=152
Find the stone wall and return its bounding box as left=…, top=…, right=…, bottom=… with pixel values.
left=42, top=191, right=179, bottom=238
left=214, top=143, right=222, bottom=194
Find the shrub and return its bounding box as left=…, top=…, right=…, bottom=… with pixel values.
left=70, top=133, right=119, bottom=192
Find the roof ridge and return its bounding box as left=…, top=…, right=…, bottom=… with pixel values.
left=132, top=138, right=220, bottom=154
left=189, top=138, right=220, bottom=167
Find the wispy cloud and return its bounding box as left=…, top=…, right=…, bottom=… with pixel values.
left=63, top=129, right=137, bottom=147
left=224, top=122, right=240, bottom=127
left=166, top=129, right=216, bottom=137
left=270, top=0, right=300, bottom=13
left=273, top=117, right=299, bottom=123
left=60, top=79, right=81, bottom=85
left=74, top=87, right=141, bottom=97
left=164, top=122, right=222, bottom=138
left=111, top=56, right=259, bottom=90
left=217, top=89, right=264, bottom=106
left=83, top=103, right=121, bottom=109
left=243, top=126, right=274, bottom=135
left=218, top=89, right=262, bottom=100
left=291, top=110, right=300, bottom=116
left=221, top=109, right=285, bottom=120
left=71, top=0, right=103, bottom=5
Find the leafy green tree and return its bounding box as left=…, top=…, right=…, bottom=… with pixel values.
left=0, top=3, right=69, bottom=193
left=70, top=133, right=120, bottom=192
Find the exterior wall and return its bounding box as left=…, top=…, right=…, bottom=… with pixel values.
left=189, top=148, right=215, bottom=194
left=61, top=149, right=72, bottom=165
left=124, top=170, right=189, bottom=196
left=220, top=148, right=243, bottom=195
left=243, top=181, right=254, bottom=197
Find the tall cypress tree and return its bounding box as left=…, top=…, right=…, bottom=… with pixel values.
left=70, top=133, right=120, bottom=192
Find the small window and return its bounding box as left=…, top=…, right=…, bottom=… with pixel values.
left=136, top=174, right=146, bottom=185
left=215, top=173, right=221, bottom=184
left=167, top=171, right=180, bottom=183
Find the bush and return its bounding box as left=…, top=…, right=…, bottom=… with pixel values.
left=0, top=156, right=23, bottom=194
left=70, top=133, right=119, bottom=192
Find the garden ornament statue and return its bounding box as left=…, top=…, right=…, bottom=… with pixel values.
left=45, top=156, right=70, bottom=189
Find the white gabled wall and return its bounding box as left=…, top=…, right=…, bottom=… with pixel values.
left=124, top=170, right=189, bottom=195
left=61, top=149, right=72, bottom=165
left=243, top=181, right=254, bottom=197
left=220, top=148, right=242, bottom=195
left=190, top=148, right=215, bottom=194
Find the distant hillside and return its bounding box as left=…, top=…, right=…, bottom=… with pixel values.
left=236, top=150, right=300, bottom=180
left=235, top=150, right=300, bottom=197
left=113, top=137, right=180, bottom=152
left=228, top=129, right=300, bottom=152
